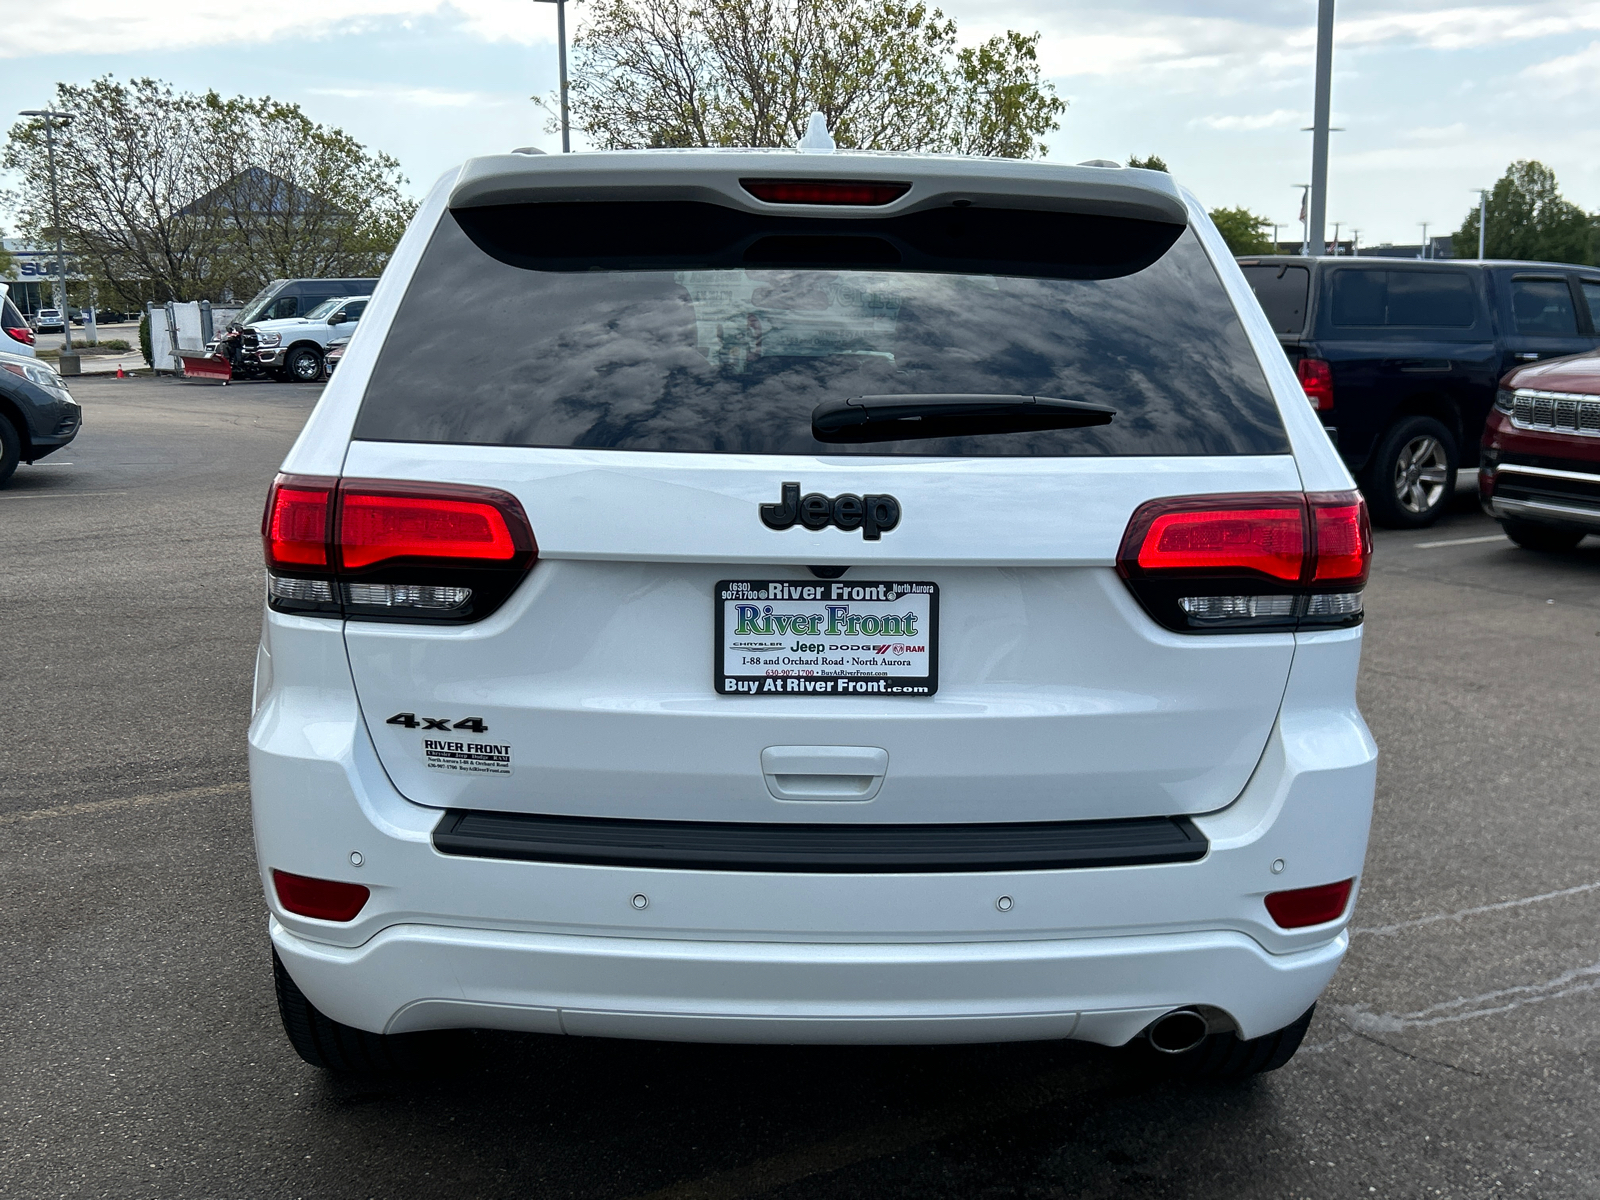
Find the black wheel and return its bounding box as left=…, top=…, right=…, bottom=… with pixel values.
left=1147, top=1005, right=1315, bottom=1084
left=1363, top=415, right=1457, bottom=529
left=272, top=949, right=435, bottom=1073
left=285, top=345, right=323, bottom=382
left=0, top=416, right=20, bottom=488
left=1499, top=519, right=1587, bottom=553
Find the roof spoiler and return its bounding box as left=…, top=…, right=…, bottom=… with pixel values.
left=447, top=151, right=1189, bottom=227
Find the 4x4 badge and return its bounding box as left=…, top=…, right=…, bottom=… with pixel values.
left=760, top=482, right=901, bottom=540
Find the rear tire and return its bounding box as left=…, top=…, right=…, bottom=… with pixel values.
left=272, top=949, right=434, bottom=1073
left=1500, top=519, right=1587, bottom=553
left=1364, top=416, right=1457, bottom=529
left=1151, top=1004, right=1316, bottom=1084
left=0, top=416, right=20, bottom=488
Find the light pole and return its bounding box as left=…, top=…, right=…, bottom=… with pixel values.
left=1472, top=188, right=1489, bottom=259
left=1351, top=228, right=1361, bottom=257
left=1419, top=222, right=1430, bottom=259
left=1295, top=184, right=1312, bottom=255
left=1271, top=223, right=1283, bottom=253
left=20, top=108, right=74, bottom=354
left=1306, top=0, right=1336, bottom=259
left=532, top=0, right=572, bottom=153
left=1331, top=221, right=1342, bottom=255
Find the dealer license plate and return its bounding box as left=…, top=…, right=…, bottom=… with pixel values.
left=715, top=579, right=938, bottom=697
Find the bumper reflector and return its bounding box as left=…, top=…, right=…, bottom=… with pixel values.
left=1265, top=879, right=1354, bottom=928
left=272, top=870, right=370, bottom=922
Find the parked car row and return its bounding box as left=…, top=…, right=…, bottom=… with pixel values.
left=1239, top=254, right=1600, bottom=530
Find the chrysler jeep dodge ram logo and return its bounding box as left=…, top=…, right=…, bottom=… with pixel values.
left=760, top=482, right=901, bottom=540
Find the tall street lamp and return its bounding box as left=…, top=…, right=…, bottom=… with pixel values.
left=1472, top=188, right=1490, bottom=259
left=1306, top=0, right=1336, bottom=257
left=532, top=0, right=572, bottom=153
left=1418, top=222, right=1431, bottom=259
left=19, top=108, right=75, bottom=356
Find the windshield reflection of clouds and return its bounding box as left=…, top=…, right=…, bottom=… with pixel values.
left=359, top=226, right=1287, bottom=458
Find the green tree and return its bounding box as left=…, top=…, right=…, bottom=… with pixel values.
left=1127, top=154, right=1167, bottom=171
left=1209, top=206, right=1274, bottom=255
left=564, top=0, right=1064, bottom=156
left=0, top=225, right=14, bottom=279
left=2, top=77, right=416, bottom=306
left=1453, top=160, right=1595, bottom=264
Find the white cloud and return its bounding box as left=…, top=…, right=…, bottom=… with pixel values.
left=307, top=85, right=513, bottom=109
left=1520, top=39, right=1600, bottom=94
left=0, top=0, right=554, bottom=58
left=1334, top=3, right=1600, bottom=52
left=1190, top=109, right=1303, bottom=132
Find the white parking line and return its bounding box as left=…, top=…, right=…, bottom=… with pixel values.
left=1351, top=880, right=1600, bottom=937
left=0, top=490, right=127, bottom=500
left=1329, top=959, right=1600, bottom=1035
left=1412, top=534, right=1508, bottom=549
left=0, top=781, right=246, bottom=825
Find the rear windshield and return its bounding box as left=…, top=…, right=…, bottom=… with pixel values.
left=354, top=202, right=1288, bottom=457
left=1240, top=264, right=1310, bottom=334
left=1329, top=269, right=1478, bottom=328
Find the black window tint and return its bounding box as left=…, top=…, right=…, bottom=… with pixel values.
left=1384, top=272, right=1475, bottom=326
left=1240, top=264, right=1310, bottom=334
left=344, top=300, right=367, bottom=320
left=354, top=205, right=1287, bottom=458
left=1, top=295, right=23, bottom=329
left=1330, top=269, right=1386, bottom=326
left=1511, top=278, right=1578, bottom=335
left=1579, top=281, right=1600, bottom=331
left=269, top=296, right=299, bottom=319
left=1330, top=269, right=1477, bottom=327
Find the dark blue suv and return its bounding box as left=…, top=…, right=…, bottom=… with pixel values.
left=1239, top=256, right=1600, bottom=527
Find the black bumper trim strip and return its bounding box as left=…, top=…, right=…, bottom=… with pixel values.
left=431, top=809, right=1209, bottom=874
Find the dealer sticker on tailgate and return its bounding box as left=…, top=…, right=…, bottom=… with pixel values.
left=715, top=579, right=938, bottom=697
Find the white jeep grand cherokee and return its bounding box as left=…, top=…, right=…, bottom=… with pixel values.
left=252, top=149, right=1375, bottom=1079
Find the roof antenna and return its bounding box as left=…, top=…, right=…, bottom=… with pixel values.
left=798, top=112, right=835, bottom=153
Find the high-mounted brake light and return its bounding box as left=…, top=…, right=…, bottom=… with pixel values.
left=1297, top=357, right=1334, bottom=410
left=272, top=869, right=370, bottom=922
left=262, top=474, right=537, bottom=623
left=1118, top=491, right=1371, bottom=632
left=1265, top=879, right=1354, bottom=928
left=740, top=179, right=911, bottom=206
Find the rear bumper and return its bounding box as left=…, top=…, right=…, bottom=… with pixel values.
left=272, top=916, right=1344, bottom=1045
left=250, top=614, right=1375, bottom=1045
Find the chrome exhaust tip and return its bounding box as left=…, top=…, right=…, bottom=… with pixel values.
left=1145, top=1008, right=1210, bottom=1055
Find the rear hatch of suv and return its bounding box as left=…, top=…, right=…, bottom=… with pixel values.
left=288, top=159, right=1322, bottom=826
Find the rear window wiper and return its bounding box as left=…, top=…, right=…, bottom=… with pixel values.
left=811, top=394, right=1116, bottom=443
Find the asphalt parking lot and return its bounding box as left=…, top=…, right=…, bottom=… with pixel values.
left=3, top=375, right=1599, bottom=1199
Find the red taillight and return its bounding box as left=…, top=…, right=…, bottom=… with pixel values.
left=1309, top=492, right=1371, bottom=585
left=1135, top=504, right=1305, bottom=581
left=3, top=325, right=35, bottom=346
left=740, top=179, right=911, bottom=206
left=1265, top=879, right=1354, bottom=928
left=1118, top=491, right=1371, bottom=632
left=262, top=475, right=334, bottom=568
left=1297, top=357, right=1335, bottom=410
left=261, top=475, right=537, bottom=622
left=272, top=869, right=370, bottom=922
left=338, top=489, right=519, bottom=569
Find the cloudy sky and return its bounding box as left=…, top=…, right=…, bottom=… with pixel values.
left=3, top=0, right=1598, bottom=248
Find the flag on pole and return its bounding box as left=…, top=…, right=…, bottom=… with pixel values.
left=1298, top=190, right=1307, bottom=223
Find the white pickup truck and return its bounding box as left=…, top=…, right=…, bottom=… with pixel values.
left=247, top=296, right=368, bottom=381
